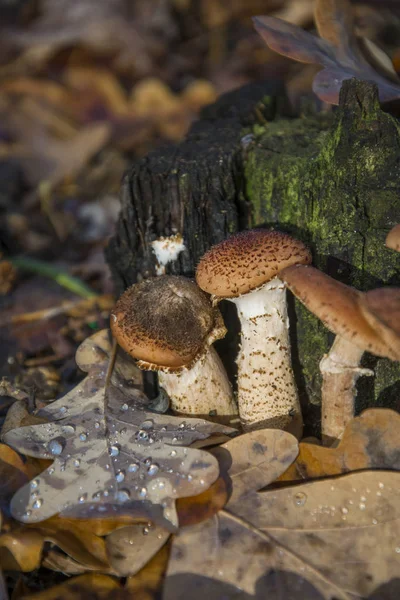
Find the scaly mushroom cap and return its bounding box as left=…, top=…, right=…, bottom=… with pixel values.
left=110, top=275, right=226, bottom=369
left=358, top=288, right=400, bottom=360
left=280, top=264, right=398, bottom=360
left=195, top=229, right=312, bottom=298
left=385, top=224, right=400, bottom=252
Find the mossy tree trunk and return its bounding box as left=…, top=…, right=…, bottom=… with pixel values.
left=107, top=78, right=400, bottom=434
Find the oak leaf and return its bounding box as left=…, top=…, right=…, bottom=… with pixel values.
left=2, top=330, right=235, bottom=530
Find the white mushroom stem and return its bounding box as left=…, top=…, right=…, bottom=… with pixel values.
left=230, top=278, right=302, bottom=436
left=320, top=336, right=373, bottom=446
left=158, top=347, right=237, bottom=423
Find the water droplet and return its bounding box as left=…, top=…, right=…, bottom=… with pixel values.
left=73, top=459, right=81, bottom=467
left=92, top=492, right=101, bottom=499
left=178, top=422, right=186, bottom=429
left=48, top=467, right=55, bottom=475
left=103, top=490, right=109, bottom=497
left=372, top=519, right=378, bottom=525
left=360, top=496, right=366, bottom=502
left=32, top=499, right=42, bottom=509
left=24, top=510, right=32, bottom=518
left=170, top=450, right=177, bottom=457
left=119, top=428, right=127, bottom=435
left=378, top=482, right=384, bottom=489
left=172, top=437, right=178, bottom=443
left=140, top=420, right=153, bottom=430
left=294, top=492, right=307, bottom=507
left=128, top=462, right=139, bottom=473
left=139, top=487, right=147, bottom=498
left=158, top=480, right=165, bottom=489
left=145, top=457, right=152, bottom=466
left=79, top=494, right=87, bottom=503
left=48, top=439, right=64, bottom=455
left=120, top=403, right=129, bottom=411
left=79, top=432, right=88, bottom=441
left=200, top=479, right=205, bottom=486
left=94, top=422, right=101, bottom=429
left=187, top=474, right=193, bottom=482
left=395, top=547, right=400, bottom=554
left=59, top=406, right=67, bottom=414
left=143, top=527, right=149, bottom=535
left=147, top=463, right=159, bottom=476
left=359, top=503, right=366, bottom=510
left=341, top=507, right=348, bottom=515
left=136, top=430, right=149, bottom=441
left=31, top=479, right=39, bottom=490
left=116, top=489, right=130, bottom=502
left=62, top=424, right=75, bottom=434
left=116, top=470, right=125, bottom=483
left=109, top=445, right=120, bottom=457
left=31, top=491, right=38, bottom=499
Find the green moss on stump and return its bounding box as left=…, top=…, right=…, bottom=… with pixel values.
left=244, top=79, right=400, bottom=422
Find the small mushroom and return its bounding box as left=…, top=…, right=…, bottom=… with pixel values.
left=280, top=265, right=400, bottom=445
left=110, top=275, right=237, bottom=421
left=196, top=229, right=311, bottom=435
left=385, top=224, right=400, bottom=252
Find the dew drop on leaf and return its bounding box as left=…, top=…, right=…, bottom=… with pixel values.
left=294, top=492, right=307, bottom=507
left=139, top=487, right=147, bottom=498
left=79, top=432, right=88, bottom=441
left=109, top=445, right=120, bottom=457
left=79, top=494, right=87, bottom=503
left=147, top=463, right=159, bottom=476
left=116, top=489, right=130, bottom=502
left=120, top=403, right=129, bottom=411
left=116, top=470, right=125, bottom=483
left=62, top=425, right=75, bottom=434
left=140, top=420, right=154, bottom=430
left=32, top=499, right=42, bottom=509
left=73, top=459, right=81, bottom=467
left=31, top=479, right=39, bottom=490
left=128, top=462, right=139, bottom=473
left=48, top=439, right=64, bottom=456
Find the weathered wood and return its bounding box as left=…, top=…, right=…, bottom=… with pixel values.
left=107, top=78, right=400, bottom=434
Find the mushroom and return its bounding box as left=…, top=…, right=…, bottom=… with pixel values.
left=196, top=229, right=311, bottom=435
left=385, top=224, right=400, bottom=252
left=110, top=275, right=237, bottom=422
left=280, top=265, right=400, bottom=445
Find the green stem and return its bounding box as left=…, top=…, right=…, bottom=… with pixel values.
left=10, top=257, right=98, bottom=299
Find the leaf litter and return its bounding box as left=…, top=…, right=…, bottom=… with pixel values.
left=165, top=428, right=400, bottom=599
left=2, top=329, right=235, bottom=531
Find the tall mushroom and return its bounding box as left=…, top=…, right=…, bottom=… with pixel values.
left=196, top=229, right=311, bottom=435
left=280, top=265, right=400, bottom=445
left=110, top=275, right=237, bottom=422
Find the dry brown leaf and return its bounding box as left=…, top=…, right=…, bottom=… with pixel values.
left=125, top=542, right=170, bottom=600
left=254, top=0, right=400, bottom=104
left=106, top=522, right=169, bottom=576
left=278, top=408, right=400, bottom=482
left=176, top=476, right=228, bottom=527
left=0, top=444, right=31, bottom=520
left=2, top=329, right=235, bottom=530
left=166, top=429, right=400, bottom=599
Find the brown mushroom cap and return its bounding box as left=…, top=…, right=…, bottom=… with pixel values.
left=385, top=224, right=400, bottom=252
left=110, top=275, right=225, bottom=369
left=358, top=288, right=400, bottom=360
left=195, top=229, right=312, bottom=298
left=280, top=264, right=398, bottom=360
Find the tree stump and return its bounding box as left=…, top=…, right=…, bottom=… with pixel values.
left=107, top=78, right=400, bottom=434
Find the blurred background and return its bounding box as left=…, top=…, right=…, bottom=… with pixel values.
left=1, top=0, right=400, bottom=407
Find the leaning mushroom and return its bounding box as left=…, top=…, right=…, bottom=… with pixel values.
left=385, top=224, right=400, bottom=252
left=280, top=265, right=400, bottom=445
left=196, top=229, right=311, bottom=435
left=110, top=275, right=237, bottom=422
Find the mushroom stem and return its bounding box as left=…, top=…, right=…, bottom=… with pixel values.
left=158, top=347, right=237, bottom=423
left=320, top=336, right=373, bottom=446
left=231, top=278, right=302, bottom=435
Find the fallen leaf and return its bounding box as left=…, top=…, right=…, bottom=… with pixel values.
left=253, top=0, right=400, bottom=104
left=176, top=477, right=228, bottom=527
left=2, top=329, right=235, bottom=530
left=165, top=429, right=400, bottom=598
left=106, top=522, right=169, bottom=576
left=279, top=408, right=400, bottom=482
left=125, top=542, right=170, bottom=600
left=0, top=443, right=30, bottom=518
